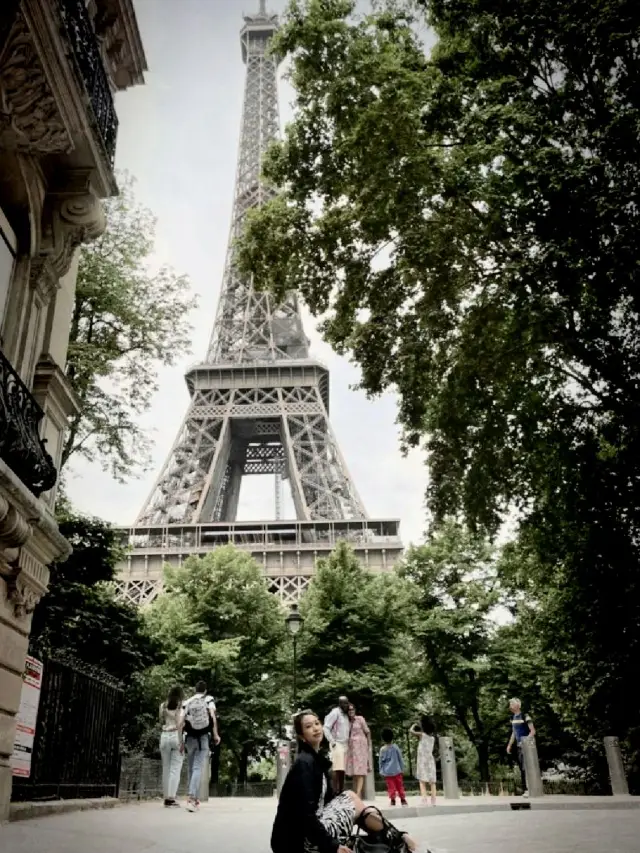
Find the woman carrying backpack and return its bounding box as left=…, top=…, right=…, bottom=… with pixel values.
left=159, top=686, right=184, bottom=807
left=183, top=680, right=220, bottom=812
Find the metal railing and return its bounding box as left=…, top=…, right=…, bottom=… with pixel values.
left=59, top=0, right=119, bottom=165
left=0, top=348, right=57, bottom=496
left=118, top=755, right=276, bottom=800
left=11, top=656, right=123, bottom=802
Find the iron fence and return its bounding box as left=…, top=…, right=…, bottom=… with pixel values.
left=118, top=755, right=276, bottom=800
left=11, top=656, right=123, bottom=802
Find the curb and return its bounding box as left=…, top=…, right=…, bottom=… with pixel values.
left=381, top=797, right=640, bottom=820
left=9, top=797, right=119, bottom=823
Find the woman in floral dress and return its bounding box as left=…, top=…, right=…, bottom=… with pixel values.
left=410, top=716, right=437, bottom=805
left=345, top=704, right=371, bottom=796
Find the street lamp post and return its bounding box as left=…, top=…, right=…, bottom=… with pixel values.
left=285, top=603, right=304, bottom=711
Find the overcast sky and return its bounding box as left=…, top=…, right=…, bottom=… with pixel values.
left=66, top=0, right=429, bottom=546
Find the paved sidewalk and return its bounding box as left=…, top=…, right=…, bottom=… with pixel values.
left=382, top=792, right=640, bottom=819
left=1, top=798, right=639, bottom=853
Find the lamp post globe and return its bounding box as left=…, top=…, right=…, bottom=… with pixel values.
left=285, top=604, right=303, bottom=710
left=285, top=603, right=303, bottom=636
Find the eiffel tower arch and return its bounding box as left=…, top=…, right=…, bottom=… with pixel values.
left=115, top=3, right=403, bottom=606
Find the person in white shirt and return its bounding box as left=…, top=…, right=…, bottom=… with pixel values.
left=159, top=685, right=184, bottom=807
left=182, top=681, right=221, bottom=812
left=323, top=695, right=350, bottom=794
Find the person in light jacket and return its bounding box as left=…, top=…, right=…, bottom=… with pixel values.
left=379, top=728, right=408, bottom=807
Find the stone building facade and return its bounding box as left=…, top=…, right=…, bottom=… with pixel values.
left=0, top=0, right=146, bottom=819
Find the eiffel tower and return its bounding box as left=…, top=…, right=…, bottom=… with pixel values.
left=115, top=2, right=403, bottom=606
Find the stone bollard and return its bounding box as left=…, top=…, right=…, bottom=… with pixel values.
left=521, top=736, right=544, bottom=798
left=276, top=739, right=294, bottom=797
left=438, top=736, right=459, bottom=799
left=362, top=741, right=376, bottom=802
left=604, top=736, right=629, bottom=796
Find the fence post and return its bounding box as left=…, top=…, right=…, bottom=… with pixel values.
left=438, top=736, right=459, bottom=799
left=604, top=736, right=629, bottom=796
left=521, top=736, right=544, bottom=798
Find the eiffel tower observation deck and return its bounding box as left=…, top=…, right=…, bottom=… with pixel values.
left=114, top=2, right=403, bottom=606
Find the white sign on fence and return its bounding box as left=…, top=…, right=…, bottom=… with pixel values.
left=11, top=655, right=44, bottom=778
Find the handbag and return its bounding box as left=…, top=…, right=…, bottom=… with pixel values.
left=350, top=806, right=430, bottom=853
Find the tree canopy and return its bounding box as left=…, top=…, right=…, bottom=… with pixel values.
left=63, top=174, right=197, bottom=481
left=237, top=0, right=640, bottom=533
left=399, top=521, right=501, bottom=781
left=297, top=541, right=414, bottom=732
left=235, top=0, right=640, bottom=775
left=29, top=502, right=158, bottom=684
left=143, top=547, right=288, bottom=782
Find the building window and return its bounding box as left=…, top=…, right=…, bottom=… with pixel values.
left=0, top=205, right=17, bottom=333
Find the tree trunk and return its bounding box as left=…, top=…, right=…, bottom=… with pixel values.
left=237, top=742, right=251, bottom=785
left=211, top=743, right=220, bottom=786
left=475, top=738, right=490, bottom=784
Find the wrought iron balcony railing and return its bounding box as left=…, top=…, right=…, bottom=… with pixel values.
left=59, top=0, right=119, bottom=166
left=0, top=349, right=57, bottom=497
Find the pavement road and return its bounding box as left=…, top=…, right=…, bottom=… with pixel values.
left=2, top=800, right=639, bottom=853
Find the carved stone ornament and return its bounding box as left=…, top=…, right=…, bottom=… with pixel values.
left=6, top=569, right=41, bottom=620
left=0, top=10, right=74, bottom=155
left=0, top=496, right=42, bottom=620
left=31, top=170, right=106, bottom=295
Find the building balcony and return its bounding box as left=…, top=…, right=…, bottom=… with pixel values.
left=0, top=0, right=146, bottom=198
left=0, top=347, right=57, bottom=497
left=59, top=0, right=120, bottom=166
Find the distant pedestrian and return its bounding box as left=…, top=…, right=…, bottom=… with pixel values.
left=379, top=728, right=408, bottom=807
left=159, top=686, right=184, bottom=807
left=346, top=703, right=371, bottom=797
left=506, top=697, right=535, bottom=797
left=323, top=695, right=351, bottom=794
left=183, top=680, right=220, bottom=812
left=410, top=716, right=437, bottom=806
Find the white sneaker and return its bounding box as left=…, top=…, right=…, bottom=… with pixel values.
left=522, top=790, right=530, bottom=798
left=186, top=799, right=196, bottom=812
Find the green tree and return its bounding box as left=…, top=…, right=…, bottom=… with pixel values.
left=63, top=174, right=197, bottom=480
left=399, top=521, right=505, bottom=782
left=496, top=537, right=640, bottom=792
left=297, top=541, right=414, bottom=733
left=237, top=0, right=640, bottom=532
left=236, top=0, right=640, bottom=768
left=144, top=547, right=287, bottom=782
left=29, top=503, right=158, bottom=684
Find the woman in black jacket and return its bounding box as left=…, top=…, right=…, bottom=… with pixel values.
left=272, top=710, right=416, bottom=853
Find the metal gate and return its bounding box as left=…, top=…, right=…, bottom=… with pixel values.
left=11, top=656, right=123, bottom=801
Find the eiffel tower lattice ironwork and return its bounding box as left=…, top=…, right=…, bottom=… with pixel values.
left=115, top=3, right=403, bottom=606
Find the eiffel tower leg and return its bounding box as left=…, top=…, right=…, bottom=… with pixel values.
left=279, top=389, right=366, bottom=520
left=136, top=409, right=226, bottom=525
left=219, top=459, right=243, bottom=521
left=280, top=406, right=311, bottom=521
left=195, top=417, right=233, bottom=521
